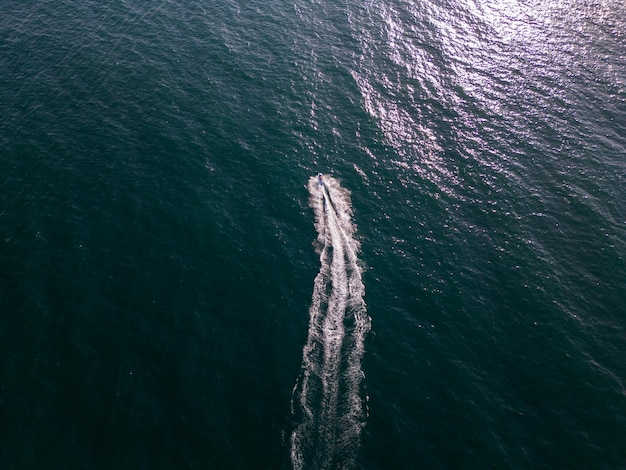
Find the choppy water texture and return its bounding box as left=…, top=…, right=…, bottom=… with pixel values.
left=1, top=0, right=625, bottom=469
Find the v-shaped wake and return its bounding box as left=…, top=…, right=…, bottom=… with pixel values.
left=290, top=175, right=370, bottom=470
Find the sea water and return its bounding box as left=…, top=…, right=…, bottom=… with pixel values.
left=1, top=1, right=625, bottom=468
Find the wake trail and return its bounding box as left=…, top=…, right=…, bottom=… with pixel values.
left=290, top=175, right=370, bottom=470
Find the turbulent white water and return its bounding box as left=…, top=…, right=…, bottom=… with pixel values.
left=291, top=175, right=371, bottom=470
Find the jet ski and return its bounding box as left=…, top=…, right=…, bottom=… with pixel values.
left=317, top=173, right=324, bottom=186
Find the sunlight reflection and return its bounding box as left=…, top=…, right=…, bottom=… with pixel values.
left=352, top=0, right=622, bottom=199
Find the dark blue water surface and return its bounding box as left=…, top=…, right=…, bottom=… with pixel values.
left=1, top=1, right=625, bottom=468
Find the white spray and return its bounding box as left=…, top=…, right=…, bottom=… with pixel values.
left=291, top=175, right=371, bottom=470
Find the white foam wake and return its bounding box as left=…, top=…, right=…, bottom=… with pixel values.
left=290, top=175, right=370, bottom=470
